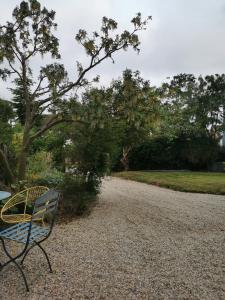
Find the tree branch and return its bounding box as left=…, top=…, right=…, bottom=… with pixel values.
left=38, top=50, right=114, bottom=107
left=30, top=117, right=82, bottom=141
left=6, top=58, right=23, bottom=80
left=32, top=75, right=47, bottom=96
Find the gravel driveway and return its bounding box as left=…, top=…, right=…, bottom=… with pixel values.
left=1, top=177, right=225, bottom=299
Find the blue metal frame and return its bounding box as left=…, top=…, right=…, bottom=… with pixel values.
left=0, top=189, right=61, bottom=292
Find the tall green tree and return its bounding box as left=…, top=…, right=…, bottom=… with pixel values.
left=66, top=88, right=122, bottom=175
left=111, top=69, right=159, bottom=170
left=78, top=71, right=159, bottom=171
left=0, top=0, right=151, bottom=181
left=160, top=73, right=225, bottom=141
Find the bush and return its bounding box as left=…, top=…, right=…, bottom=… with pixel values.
left=181, top=136, right=219, bottom=170
left=32, top=169, right=64, bottom=188
left=128, top=135, right=220, bottom=171
left=59, top=174, right=100, bottom=216
left=26, top=147, right=101, bottom=217
left=27, top=151, right=53, bottom=178
left=8, top=172, right=99, bottom=218
left=217, top=146, right=225, bottom=162
left=128, top=137, right=185, bottom=170
left=27, top=150, right=64, bottom=187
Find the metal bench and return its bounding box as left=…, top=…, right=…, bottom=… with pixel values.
left=0, top=189, right=61, bottom=292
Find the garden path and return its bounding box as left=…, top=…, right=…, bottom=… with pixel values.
left=1, top=177, right=225, bottom=299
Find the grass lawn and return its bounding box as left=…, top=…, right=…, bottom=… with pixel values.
left=113, top=171, right=225, bottom=195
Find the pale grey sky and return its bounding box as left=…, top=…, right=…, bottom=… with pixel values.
left=0, top=0, right=225, bottom=100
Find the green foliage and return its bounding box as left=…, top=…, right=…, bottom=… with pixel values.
left=110, top=69, right=159, bottom=170
left=27, top=150, right=63, bottom=186
left=75, top=14, right=151, bottom=61
left=11, top=78, right=33, bottom=125
left=111, top=69, right=158, bottom=141
left=0, top=99, right=16, bottom=184
left=0, top=0, right=60, bottom=64
left=182, top=136, right=219, bottom=169
left=11, top=124, right=23, bottom=156
left=66, top=122, right=120, bottom=177
left=0, top=0, right=150, bottom=181
left=42, top=125, right=69, bottom=170
left=0, top=99, right=14, bottom=122
left=217, top=146, right=225, bottom=161
left=160, top=74, right=225, bottom=140
left=27, top=151, right=53, bottom=176
left=32, top=169, right=64, bottom=188
left=65, top=70, right=160, bottom=173
left=59, top=174, right=100, bottom=216
left=134, top=73, right=225, bottom=172
left=129, top=135, right=220, bottom=171
left=0, top=99, right=14, bottom=144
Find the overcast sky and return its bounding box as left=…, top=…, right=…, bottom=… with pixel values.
left=0, top=0, right=225, bottom=100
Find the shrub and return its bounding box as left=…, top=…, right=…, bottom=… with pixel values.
left=27, top=151, right=53, bottom=177
left=128, top=135, right=220, bottom=171
left=32, top=169, right=64, bottom=188
left=128, top=137, right=185, bottom=170
left=27, top=150, right=64, bottom=187
left=182, top=136, right=219, bottom=170
left=59, top=173, right=100, bottom=216
left=217, top=146, right=225, bottom=162
left=25, top=147, right=101, bottom=217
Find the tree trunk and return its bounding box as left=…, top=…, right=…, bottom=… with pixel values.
left=18, top=148, right=29, bottom=180
left=122, top=157, right=129, bottom=171
left=18, top=126, right=30, bottom=180
left=120, top=146, right=131, bottom=171
left=17, top=58, right=32, bottom=181
left=0, top=148, right=15, bottom=184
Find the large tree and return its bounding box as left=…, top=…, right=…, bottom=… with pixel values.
left=160, top=73, right=225, bottom=140
left=81, top=70, right=159, bottom=171
left=0, top=0, right=150, bottom=180
left=111, top=69, right=159, bottom=170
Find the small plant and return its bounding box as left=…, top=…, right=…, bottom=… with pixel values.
left=27, top=151, right=53, bottom=177
left=31, top=169, right=64, bottom=188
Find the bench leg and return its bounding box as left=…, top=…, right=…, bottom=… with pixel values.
left=35, top=241, right=53, bottom=273
left=20, top=241, right=53, bottom=273
left=0, top=237, right=29, bottom=292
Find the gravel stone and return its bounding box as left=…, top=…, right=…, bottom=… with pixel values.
left=1, top=177, right=225, bottom=299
